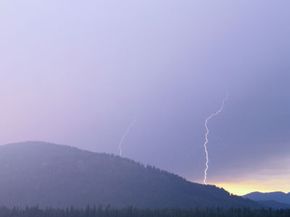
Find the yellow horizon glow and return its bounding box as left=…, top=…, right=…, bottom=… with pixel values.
left=215, top=180, right=290, bottom=196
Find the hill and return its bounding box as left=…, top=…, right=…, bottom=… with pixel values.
left=244, top=192, right=290, bottom=208
left=0, top=141, right=258, bottom=208
left=257, top=200, right=290, bottom=209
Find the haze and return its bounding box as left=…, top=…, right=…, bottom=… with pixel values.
left=0, top=0, right=290, bottom=195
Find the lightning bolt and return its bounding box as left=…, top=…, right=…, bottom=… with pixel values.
left=118, top=119, right=136, bottom=157
left=203, top=94, right=228, bottom=185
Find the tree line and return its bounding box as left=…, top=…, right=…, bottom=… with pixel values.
left=0, top=206, right=289, bottom=217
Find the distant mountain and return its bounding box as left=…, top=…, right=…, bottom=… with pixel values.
left=258, top=200, right=290, bottom=209
left=0, top=141, right=259, bottom=208
left=244, top=192, right=290, bottom=208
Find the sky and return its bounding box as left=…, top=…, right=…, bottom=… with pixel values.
left=0, top=0, right=290, bottom=195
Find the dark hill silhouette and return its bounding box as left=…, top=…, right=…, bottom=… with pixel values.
left=244, top=192, right=290, bottom=208
left=0, top=141, right=258, bottom=208
left=257, top=200, right=290, bottom=209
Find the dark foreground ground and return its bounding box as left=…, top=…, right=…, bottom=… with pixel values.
left=0, top=206, right=289, bottom=217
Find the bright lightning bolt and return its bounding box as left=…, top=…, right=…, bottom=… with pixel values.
left=203, top=94, right=228, bottom=185
left=118, top=119, right=136, bottom=157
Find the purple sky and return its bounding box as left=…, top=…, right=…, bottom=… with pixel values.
left=1, top=0, right=290, bottom=194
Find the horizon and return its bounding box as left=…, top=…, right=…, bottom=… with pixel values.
left=1, top=0, right=290, bottom=198
left=1, top=140, right=289, bottom=196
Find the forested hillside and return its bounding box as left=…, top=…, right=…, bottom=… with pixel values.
left=0, top=141, right=257, bottom=208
